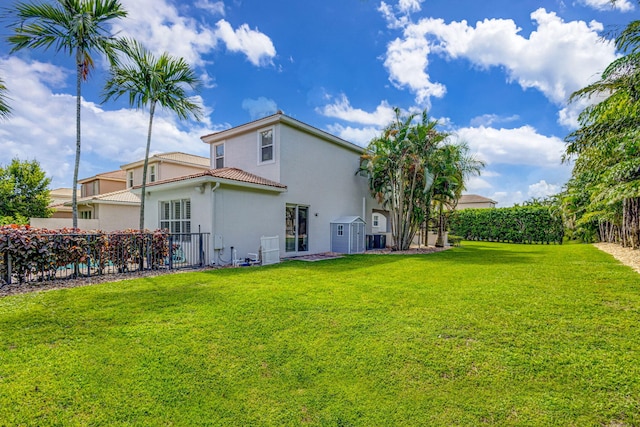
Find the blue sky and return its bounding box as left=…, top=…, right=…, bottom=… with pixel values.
left=0, top=0, right=638, bottom=206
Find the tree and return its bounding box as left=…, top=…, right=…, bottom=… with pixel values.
left=360, top=108, right=448, bottom=250
left=6, top=0, right=128, bottom=229
left=0, top=76, right=11, bottom=120
left=431, top=141, right=484, bottom=247
left=0, top=158, right=51, bottom=224
left=563, top=11, right=640, bottom=247
left=103, top=38, right=202, bottom=230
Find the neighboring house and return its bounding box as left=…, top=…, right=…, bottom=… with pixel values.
left=121, top=152, right=210, bottom=189
left=47, top=187, right=73, bottom=218
left=78, top=169, right=126, bottom=198
left=31, top=153, right=209, bottom=231
left=141, top=113, right=384, bottom=264
left=456, top=194, right=498, bottom=209
left=31, top=189, right=140, bottom=231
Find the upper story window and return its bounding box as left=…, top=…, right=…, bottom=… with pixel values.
left=128, top=170, right=134, bottom=188
left=214, top=143, right=224, bottom=169
left=373, top=214, right=379, bottom=227
left=149, top=165, right=156, bottom=182
left=259, top=129, right=274, bottom=163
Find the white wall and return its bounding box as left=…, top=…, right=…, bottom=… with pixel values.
left=279, top=125, right=374, bottom=255
left=145, top=181, right=284, bottom=265
left=209, top=124, right=280, bottom=183
left=30, top=204, right=138, bottom=232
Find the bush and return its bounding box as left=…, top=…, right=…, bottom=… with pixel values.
left=449, top=206, right=564, bottom=244
left=0, top=226, right=169, bottom=285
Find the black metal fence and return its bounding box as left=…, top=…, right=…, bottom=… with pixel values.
left=0, top=232, right=210, bottom=288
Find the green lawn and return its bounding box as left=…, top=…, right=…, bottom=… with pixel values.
left=1, top=242, right=640, bottom=426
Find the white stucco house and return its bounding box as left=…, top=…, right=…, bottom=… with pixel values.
left=141, top=113, right=387, bottom=265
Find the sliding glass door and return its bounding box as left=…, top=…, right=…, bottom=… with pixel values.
left=286, top=205, right=309, bottom=252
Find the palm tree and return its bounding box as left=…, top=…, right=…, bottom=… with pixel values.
left=0, top=76, right=11, bottom=120
left=564, top=11, right=640, bottom=247
left=361, top=108, right=448, bottom=250
left=103, top=38, right=203, bottom=230
left=431, top=141, right=484, bottom=247
left=7, top=0, right=127, bottom=228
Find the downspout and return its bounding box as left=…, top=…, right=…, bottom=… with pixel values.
left=211, top=181, right=220, bottom=264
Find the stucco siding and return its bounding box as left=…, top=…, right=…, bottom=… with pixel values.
left=278, top=125, right=372, bottom=254
left=210, top=124, right=280, bottom=183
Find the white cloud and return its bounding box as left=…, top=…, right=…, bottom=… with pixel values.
left=579, top=0, right=634, bottom=11
left=381, top=8, right=617, bottom=109
left=456, top=125, right=566, bottom=167
left=214, top=20, right=276, bottom=66
left=0, top=57, right=220, bottom=188
left=528, top=180, right=562, bottom=198
left=325, top=124, right=381, bottom=147
left=241, top=97, right=278, bottom=120
left=491, top=191, right=524, bottom=207
left=194, top=0, right=225, bottom=15
left=398, top=0, right=424, bottom=13
left=317, top=94, right=396, bottom=126
left=469, top=114, right=520, bottom=127
left=114, top=0, right=275, bottom=68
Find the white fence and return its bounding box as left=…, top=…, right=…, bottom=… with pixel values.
left=260, top=235, right=280, bottom=265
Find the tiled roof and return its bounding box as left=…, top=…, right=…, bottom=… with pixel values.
left=78, top=169, right=126, bottom=183
left=144, top=167, right=287, bottom=190
left=458, top=194, right=497, bottom=204
left=73, top=189, right=140, bottom=205
left=154, top=152, right=210, bottom=166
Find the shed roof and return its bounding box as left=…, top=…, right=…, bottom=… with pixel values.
left=331, top=216, right=365, bottom=224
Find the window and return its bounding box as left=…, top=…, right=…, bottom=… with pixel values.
left=80, top=211, right=92, bottom=219
left=373, top=214, right=379, bottom=227
left=128, top=171, right=134, bottom=188
left=92, top=181, right=99, bottom=195
left=214, top=143, right=224, bottom=168
left=286, top=205, right=308, bottom=252
left=160, top=199, right=191, bottom=240
left=259, top=129, right=274, bottom=163
left=150, top=165, right=156, bottom=182
left=337, top=224, right=344, bottom=236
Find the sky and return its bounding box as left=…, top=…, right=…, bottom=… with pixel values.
left=0, top=0, right=638, bottom=206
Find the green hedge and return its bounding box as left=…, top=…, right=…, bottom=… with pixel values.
left=449, top=206, right=564, bottom=244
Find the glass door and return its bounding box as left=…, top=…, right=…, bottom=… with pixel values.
left=285, top=205, right=309, bottom=252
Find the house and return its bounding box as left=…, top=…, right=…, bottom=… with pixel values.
left=121, top=152, right=210, bottom=189
left=47, top=187, right=73, bottom=218
left=78, top=170, right=126, bottom=198
left=141, top=113, right=384, bottom=264
left=31, top=152, right=210, bottom=231
left=456, top=194, right=497, bottom=209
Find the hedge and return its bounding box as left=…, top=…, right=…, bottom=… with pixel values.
left=449, top=206, right=564, bottom=244
left=0, top=226, right=169, bottom=285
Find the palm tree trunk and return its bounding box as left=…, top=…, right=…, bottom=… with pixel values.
left=139, top=101, right=156, bottom=230
left=72, top=58, right=82, bottom=229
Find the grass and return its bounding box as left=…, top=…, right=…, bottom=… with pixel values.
left=1, top=242, right=640, bottom=426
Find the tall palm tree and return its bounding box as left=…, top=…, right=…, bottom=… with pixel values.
left=0, top=76, right=11, bottom=120
left=7, top=0, right=127, bottom=228
left=103, top=38, right=203, bottom=230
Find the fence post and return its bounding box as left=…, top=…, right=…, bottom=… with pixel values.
left=5, top=252, right=11, bottom=285
left=168, top=234, right=174, bottom=270
left=199, top=233, right=204, bottom=267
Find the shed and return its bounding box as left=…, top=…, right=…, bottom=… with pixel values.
left=330, top=216, right=366, bottom=254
